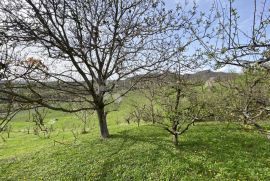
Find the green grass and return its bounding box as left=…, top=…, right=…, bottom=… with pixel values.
left=0, top=91, right=270, bottom=180
left=1, top=122, right=270, bottom=180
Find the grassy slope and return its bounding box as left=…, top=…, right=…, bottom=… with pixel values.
left=0, top=91, right=270, bottom=180
left=1, top=122, right=270, bottom=180
left=0, top=91, right=139, bottom=158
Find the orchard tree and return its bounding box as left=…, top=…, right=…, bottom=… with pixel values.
left=190, top=0, right=270, bottom=134
left=156, top=65, right=211, bottom=145
left=130, top=51, right=212, bottom=145
left=218, top=66, right=270, bottom=130
left=0, top=0, right=204, bottom=138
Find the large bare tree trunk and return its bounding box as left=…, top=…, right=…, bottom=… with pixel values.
left=96, top=106, right=109, bottom=139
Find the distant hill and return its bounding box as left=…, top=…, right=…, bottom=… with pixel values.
left=183, top=70, right=238, bottom=82
left=114, top=70, right=238, bottom=90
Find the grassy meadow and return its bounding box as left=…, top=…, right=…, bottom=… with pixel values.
left=0, top=92, right=270, bottom=180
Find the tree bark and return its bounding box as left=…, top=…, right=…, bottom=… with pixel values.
left=173, top=134, right=178, bottom=146
left=96, top=106, right=109, bottom=139
left=172, top=122, right=179, bottom=146
left=150, top=102, right=155, bottom=124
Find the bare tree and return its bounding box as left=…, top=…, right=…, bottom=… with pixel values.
left=0, top=0, right=202, bottom=138
left=140, top=79, right=164, bottom=124
left=32, top=107, right=50, bottom=137
left=188, top=0, right=270, bottom=137
left=217, top=66, right=270, bottom=133
left=126, top=51, right=212, bottom=145
left=126, top=78, right=163, bottom=126
left=156, top=69, right=210, bottom=146
left=73, top=107, right=94, bottom=134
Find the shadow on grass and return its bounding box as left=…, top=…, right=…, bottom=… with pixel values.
left=1, top=123, right=270, bottom=180
left=96, top=124, right=270, bottom=180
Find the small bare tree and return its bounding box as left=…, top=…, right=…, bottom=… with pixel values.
left=217, top=66, right=270, bottom=134
left=157, top=74, right=210, bottom=145
left=139, top=79, right=164, bottom=124
left=74, top=108, right=94, bottom=134
left=32, top=107, right=51, bottom=138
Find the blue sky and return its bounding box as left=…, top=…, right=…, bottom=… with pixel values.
left=166, top=0, right=265, bottom=37
left=164, top=0, right=269, bottom=73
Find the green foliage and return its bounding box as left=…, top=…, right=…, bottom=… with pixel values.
left=220, top=47, right=227, bottom=54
